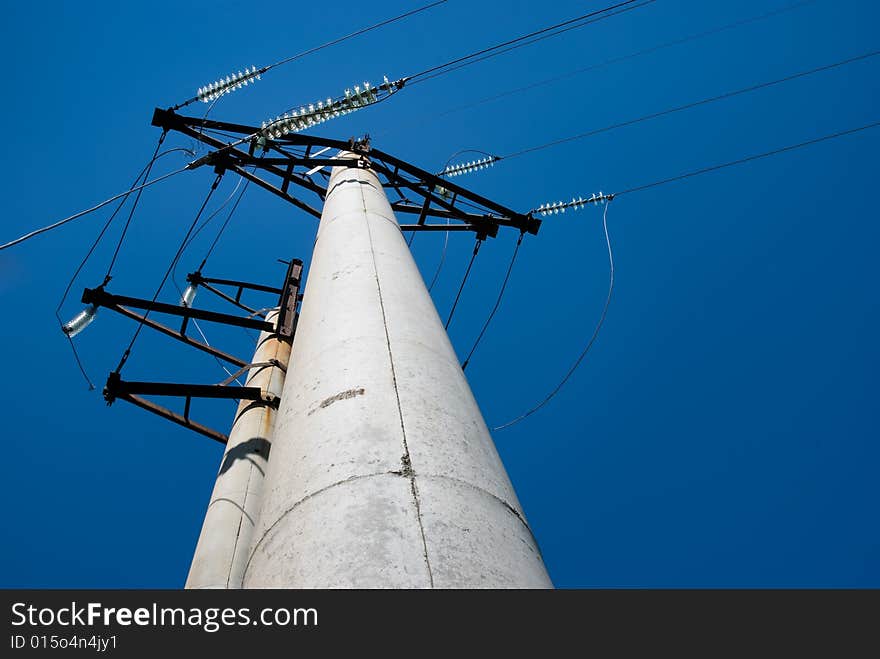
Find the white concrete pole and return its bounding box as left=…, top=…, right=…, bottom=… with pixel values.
left=243, top=154, right=552, bottom=588
left=186, top=310, right=290, bottom=589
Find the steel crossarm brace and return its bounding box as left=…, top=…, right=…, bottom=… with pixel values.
left=190, top=273, right=284, bottom=296
left=227, top=163, right=323, bottom=218
left=151, top=109, right=325, bottom=216
left=236, top=157, right=359, bottom=169
left=367, top=148, right=540, bottom=235
left=369, top=162, right=498, bottom=238
left=398, top=223, right=480, bottom=232
left=151, top=108, right=541, bottom=236
left=390, top=200, right=506, bottom=225
left=103, top=373, right=281, bottom=444
left=107, top=378, right=275, bottom=405
left=95, top=300, right=248, bottom=368
left=197, top=282, right=266, bottom=317
left=82, top=288, right=275, bottom=332
left=120, top=393, right=228, bottom=444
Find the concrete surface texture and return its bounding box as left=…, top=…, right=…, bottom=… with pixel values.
left=186, top=310, right=290, bottom=589
left=242, top=154, right=552, bottom=588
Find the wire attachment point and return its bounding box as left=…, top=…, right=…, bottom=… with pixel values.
left=534, top=192, right=613, bottom=216
left=438, top=155, right=500, bottom=178
left=197, top=66, right=262, bottom=103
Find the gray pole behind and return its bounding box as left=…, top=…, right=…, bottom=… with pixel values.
left=243, top=155, right=551, bottom=588
left=186, top=310, right=290, bottom=588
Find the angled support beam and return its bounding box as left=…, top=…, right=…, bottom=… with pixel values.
left=82, top=288, right=275, bottom=333
left=150, top=107, right=541, bottom=237
left=119, top=393, right=228, bottom=444
left=98, top=302, right=248, bottom=368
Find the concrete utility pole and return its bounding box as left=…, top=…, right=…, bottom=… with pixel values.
left=186, top=310, right=290, bottom=589
left=240, top=153, right=552, bottom=588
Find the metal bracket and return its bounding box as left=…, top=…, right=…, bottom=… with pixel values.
left=150, top=107, right=541, bottom=238
left=96, top=259, right=304, bottom=443
left=103, top=372, right=280, bottom=444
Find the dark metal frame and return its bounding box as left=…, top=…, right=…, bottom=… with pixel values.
left=96, top=260, right=304, bottom=444
left=151, top=107, right=541, bottom=239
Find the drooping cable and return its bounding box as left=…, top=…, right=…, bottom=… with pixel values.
left=104, top=132, right=167, bottom=281
left=421, top=149, right=491, bottom=291
left=502, top=48, right=880, bottom=160
left=113, top=174, right=223, bottom=375
left=461, top=231, right=524, bottom=371
left=170, top=172, right=256, bottom=391
left=1, top=166, right=189, bottom=252
left=494, top=201, right=614, bottom=431
left=427, top=225, right=450, bottom=293
left=490, top=119, right=880, bottom=427
left=198, top=176, right=252, bottom=272
left=444, top=238, right=482, bottom=329
left=171, top=171, right=251, bottom=297
left=54, top=144, right=195, bottom=389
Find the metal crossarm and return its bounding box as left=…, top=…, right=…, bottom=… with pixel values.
left=103, top=373, right=281, bottom=445
left=150, top=108, right=541, bottom=238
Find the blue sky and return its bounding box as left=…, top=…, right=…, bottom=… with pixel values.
left=1, top=0, right=877, bottom=587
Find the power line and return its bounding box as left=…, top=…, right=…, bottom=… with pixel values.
left=170, top=172, right=251, bottom=299
left=54, top=145, right=195, bottom=389
left=114, top=174, right=224, bottom=374
left=270, top=1, right=449, bottom=70
left=444, top=239, right=482, bottom=329
left=494, top=201, right=614, bottom=431
left=1, top=166, right=189, bottom=252
left=174, top=1, right=449, bottom=109
left=401, top=0, right=817, bottom=130
left=461, top=232, right=524, bottom=371
left=104, top=133, right=168, bottom=281
left=492, top=118, right=880, bottom=429
left=406, top=0, right=657, bottom=86
left=502, top=48, right=880, bottom=159
left=56, top=146, right=194, bottom=321
left=422, top=149, right=494, bottom=291
left=427, top=225, right=450, bottom=292
left=198, top=175, right=252, bottom=271
left=614, top=119, right=880, bottom=197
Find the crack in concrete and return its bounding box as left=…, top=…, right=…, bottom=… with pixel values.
left=361, top=174, right=435, bottom=589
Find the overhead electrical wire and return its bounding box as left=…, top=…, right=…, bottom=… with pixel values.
left=493, top=118, right=880, bottom=429
left=382, top=0, right=817, bottom=134
left=114, top=174, right=224, bottom=375
left=169, top=171, right=260, bottom=392
left=444, top=239, right=482, bottom=329
left=405, top=0, right=657, bottom=86
left=612, top=119, right=880, bottom=197
left=171, top=170, right=252, bottom=296
left=56, top=145, right=194, bottom=320
left=502, top=48, right=880, bottom=160
left=54, top=144, right=195, bottom=389
left=173, top=0, right=449, bottom=109
left=494, top=201, right=614, bottom=431
left=421, top=148, right=495, bottom=291
left=104, top=134, right=168, bottom=281
left=461, top=232, right=524, bottom=371
left=268, top=0, right=448, bottom=69
left=1, top=166, right=189, bottom=252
